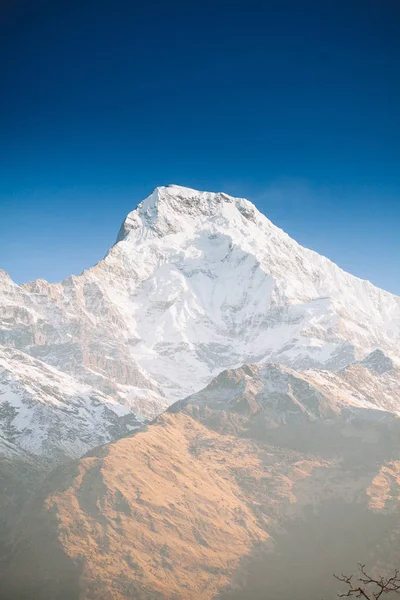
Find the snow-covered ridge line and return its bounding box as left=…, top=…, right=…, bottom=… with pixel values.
left=116, top=185, right=399, bottom=303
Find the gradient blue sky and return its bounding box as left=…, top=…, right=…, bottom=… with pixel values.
left=1, top=0, right=399, bottom=294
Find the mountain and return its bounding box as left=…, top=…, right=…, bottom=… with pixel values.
left=1, top=184, right=400, bottom=464
left=1, top=368, right=399, bottom=599
left=1, top=185, right=400, bottom=599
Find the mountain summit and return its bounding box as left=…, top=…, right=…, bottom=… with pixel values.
left=1, top=185, right=400, bottom=463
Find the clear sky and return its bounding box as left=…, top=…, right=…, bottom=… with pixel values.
left=1, top=0, right=399, bottom=294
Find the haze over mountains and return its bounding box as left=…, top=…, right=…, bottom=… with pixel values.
left=0, top=185, right=399, bottom=599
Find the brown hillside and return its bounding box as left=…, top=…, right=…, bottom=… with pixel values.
left=1, top=405, right=399, bottom=600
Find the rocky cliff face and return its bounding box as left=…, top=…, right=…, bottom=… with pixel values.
left=1, top=185, right=400, bottom=464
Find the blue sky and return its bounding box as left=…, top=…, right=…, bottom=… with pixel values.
left=1, top=0, right=399, bottom=294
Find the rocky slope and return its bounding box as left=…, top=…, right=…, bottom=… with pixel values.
left=1, top=185, right=400, bottom=463
left=1, top=367, right=399, bottom=600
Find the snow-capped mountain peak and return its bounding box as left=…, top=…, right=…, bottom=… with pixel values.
left=116, top=184, right=260, bottom=241
left=1, top=185, right=400, bottom=464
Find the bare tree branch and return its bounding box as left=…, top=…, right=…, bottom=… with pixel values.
left=333, top=565, right=400, bottom=600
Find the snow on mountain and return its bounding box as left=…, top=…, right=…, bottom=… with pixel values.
left=0, top=345, right=145, bottom=464
left=102, top=184, right=400, bottom=383
left=1, top=184, right=400, bottom=462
